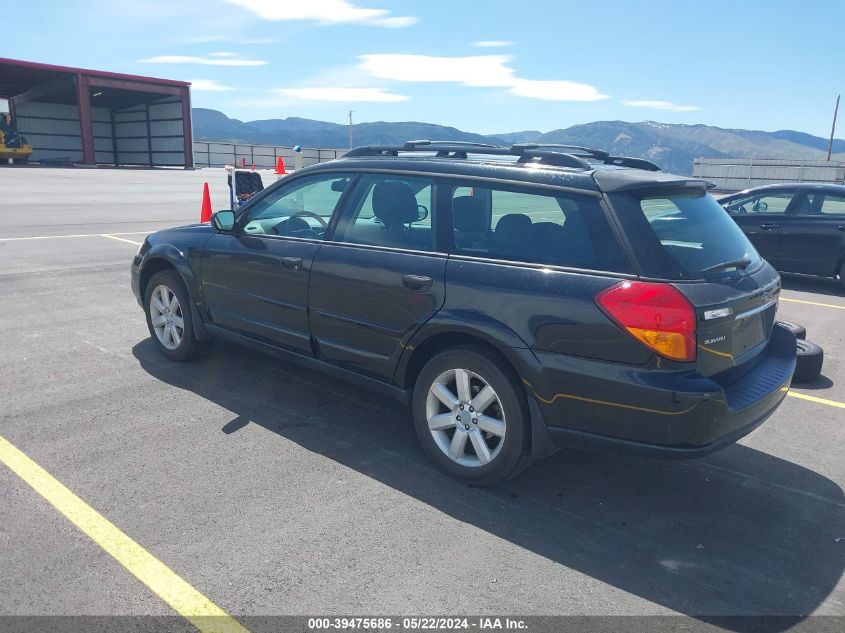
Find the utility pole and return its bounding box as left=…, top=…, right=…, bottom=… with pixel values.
left=348, top=109, right=354, bottom=149
left=827, top=94, right=840, bottom=161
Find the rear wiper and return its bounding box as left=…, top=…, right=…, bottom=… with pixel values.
left=701, top=258, right=752, bottom=274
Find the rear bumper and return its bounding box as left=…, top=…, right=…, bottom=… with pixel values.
left=523, top=324, right=796, bottom=458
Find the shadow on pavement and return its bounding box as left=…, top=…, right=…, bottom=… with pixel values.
left=781, top=275, right=844, bottom=298
left=133, top=339, right=845, bottom=629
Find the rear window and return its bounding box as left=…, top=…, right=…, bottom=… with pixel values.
left=447, top=182, right=630, bottom=272
left=609, top=191, right=762, bottom=280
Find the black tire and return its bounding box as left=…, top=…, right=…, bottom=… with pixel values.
left=412, top=345, right=532, bottom=486
left=143, top=270, right=208, bottom=361
left=776, top=320, right=806, bottom=340
left=792, top=339, right=824, bottom=384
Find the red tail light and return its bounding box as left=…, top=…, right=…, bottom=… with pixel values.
left=596, top=281, right=696, bottom=362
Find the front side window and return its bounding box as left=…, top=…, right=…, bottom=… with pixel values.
left=723, top=191, right=793, bottom=214
left=240, top=173, right=353, bottom=238
left=332, top=174, right=436, bottom=251
left=612, top=191, right=762, bottom=280
left=448, top=182, right=630, bottom=272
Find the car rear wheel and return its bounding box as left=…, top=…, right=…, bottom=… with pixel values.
left=792, top=339, right=824, bottom=384
left=412, top=346, right=531, bottom=486
left=144, top=270, right=207, bottom=361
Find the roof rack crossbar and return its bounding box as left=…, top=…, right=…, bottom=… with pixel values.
left=512, top=143, right=610, bottom=160
left=517, top=151, right=591, bottom=169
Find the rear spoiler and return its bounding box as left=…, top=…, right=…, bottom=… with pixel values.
left=592, top=169, right=715, bottom=194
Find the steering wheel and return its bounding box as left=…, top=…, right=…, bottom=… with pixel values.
left=270, top=210, right=328, bottom=236
left=290, top=210, right=328, bottom=229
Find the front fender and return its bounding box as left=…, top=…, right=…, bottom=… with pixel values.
left=139, top=244, right=211, bottom=339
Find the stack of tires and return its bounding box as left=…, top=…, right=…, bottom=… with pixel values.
left=777, top=320, right=823, bottom=384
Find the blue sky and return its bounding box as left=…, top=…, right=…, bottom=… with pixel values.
left=9, top=0, right=845, bottom=137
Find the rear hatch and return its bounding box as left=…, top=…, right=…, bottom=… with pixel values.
left=606, top=184, right=780, bottom=378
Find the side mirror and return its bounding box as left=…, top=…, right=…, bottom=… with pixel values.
left=417, top=204, right=429, bottom=222
left=212, top=210, right=235, bottom=232
left=754, top=201, right=768, bottom=213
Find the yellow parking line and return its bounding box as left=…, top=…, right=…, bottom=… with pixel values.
left=0, top=435, right=250, bottom=633
left=781, top=297, right=845, bottom=310
left=787, top=391, right=845, bottom=409
left=100, top=234, right=143, bottom=246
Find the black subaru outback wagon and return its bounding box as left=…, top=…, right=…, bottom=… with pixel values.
left=132, top=142, right=796, bottom=485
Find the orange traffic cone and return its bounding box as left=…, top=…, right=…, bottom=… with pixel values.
left=200, top=182, right=212, bottom=223
left=275, top=155, right=286, bottom=175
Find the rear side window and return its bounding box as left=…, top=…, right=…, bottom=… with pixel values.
left=610, top=191, right=762, bottom=280
left=447, top=182, right=630, bottom=272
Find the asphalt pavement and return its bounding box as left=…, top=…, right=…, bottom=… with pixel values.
left=0, top=167, right=843, bottom=630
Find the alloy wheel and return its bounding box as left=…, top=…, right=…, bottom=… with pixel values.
left=149, top=284, right=184, bottom=350
left=425, top=368, right=506, bottom=467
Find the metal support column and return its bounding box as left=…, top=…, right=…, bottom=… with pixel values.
left=76, top=74, right=95, bottom=165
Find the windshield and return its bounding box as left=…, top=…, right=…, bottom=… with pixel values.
left=609, top=190, right=762, bottom=280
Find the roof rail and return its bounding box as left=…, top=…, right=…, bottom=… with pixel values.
left=342, top=141, right=661, bottom=172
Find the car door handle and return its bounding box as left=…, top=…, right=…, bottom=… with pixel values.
left=402, top=274, right=433, bottom=291
left=837, top=225, right=845, bottom=231
left=279, top=256, right=303, bottom=270
left=759, top=223, right=780, bottom=229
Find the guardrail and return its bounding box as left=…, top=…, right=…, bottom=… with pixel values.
left=193, top=141, right=347, bottom=168
left=693, top=157, right=845, bottom=192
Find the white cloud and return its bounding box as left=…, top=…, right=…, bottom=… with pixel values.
left=223, top=0, right=416, bottom=27
left=622, top=99, right=700, bottom=112
left=359, top=54, right=609, bottom=101
left=140, top=54, right=267, bottom=66
left=275, top=87, right=409, bottom=102
left=190, top=79, right=236, bottom=91
left=511, top=79, right=608, bottom=101
left=472, top=40, right=512, bottom=48
left=209, top=51, right=237, bottom=57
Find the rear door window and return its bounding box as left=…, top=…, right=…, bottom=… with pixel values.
left=332, top=174, right=436, bottom=251
left=819, top=193, right=845, bottom=215
left=447, top=182, right=631, bottom=272
left=611, top=191, right=762, bottom=280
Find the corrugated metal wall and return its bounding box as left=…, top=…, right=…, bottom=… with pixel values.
left=693, top=158, right=845, bottom=192
left=113, top=97, right=185, bottom=166
left=13, top=95, right=186, bottom=166
left=14, top=101, right=83, bottom=162
left=193, top=141, right=346, bottom=168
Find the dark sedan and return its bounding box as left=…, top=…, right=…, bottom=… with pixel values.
left=720, top=183, right=845, bottom=287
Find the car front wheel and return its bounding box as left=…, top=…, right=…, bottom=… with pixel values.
left=412, top=346, right=532, bottom=486
left=144, top=270, right=207, bottom=361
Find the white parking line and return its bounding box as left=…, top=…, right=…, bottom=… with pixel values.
left=100, top=234, right=143, bottom=246
left=0, top=231, right=151, bottom=242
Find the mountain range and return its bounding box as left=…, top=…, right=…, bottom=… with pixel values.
left=192, top=108, right=845, bottom=175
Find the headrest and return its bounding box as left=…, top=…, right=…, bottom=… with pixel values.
left=372, top=181, right=420, bottom=226
left=494, top=214, right=532, bottom=242
left=452, top=196, right=486, bottom=233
